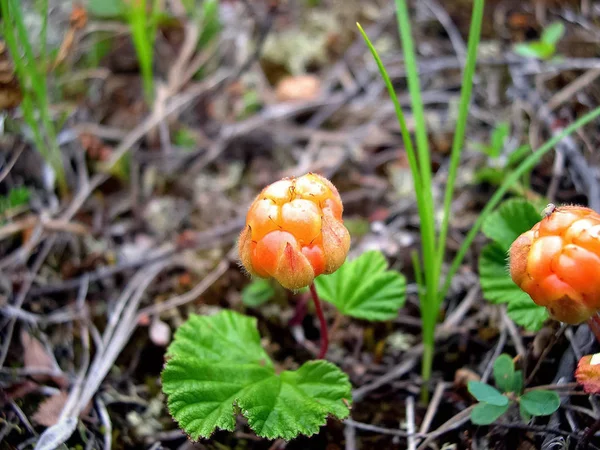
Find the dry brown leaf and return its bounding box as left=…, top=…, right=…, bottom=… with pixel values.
left=33, top=392, right=92, bottom=427
left=454, top=368, right=481, bottom=388
left=276, top=75, right=320, bottom=102
left=20, top=330, right=56, bottom=374
left=32, top=392, right=69, bottom=427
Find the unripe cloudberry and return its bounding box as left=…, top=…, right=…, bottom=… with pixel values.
left=239, top=173, right=350, bottom=290
left=510, top=205, right=600, bottom=324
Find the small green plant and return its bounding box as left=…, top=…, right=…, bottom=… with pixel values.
left=163, top=250, right=405, bottom=439
left=514, top=22, right=565, bottom=60
left=162, top=310, right=352, bottom=440
left=0, top=186, right=31, bottom=217
left=473, top=122, right=534, bottom=195
left=128, top=0, right=161, bottom=104
left=241, top=279, right=276, bottom=308
left=468, top=354, right=560, bottom=425
left=1, top=0, right=67, bottom=194
left=475, top=122, right=510, bottom=158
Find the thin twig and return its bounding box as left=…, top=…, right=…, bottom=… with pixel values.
left=0, top=143, right=25, bottom=183
left=419, top=381, right=448, bottom=435
left=406, top=396, right=417, bottom=450
left=525, top=325, right=566, bottom=386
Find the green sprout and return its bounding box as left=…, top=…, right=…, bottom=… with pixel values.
left=514, top=22, right=565, bottom=60
left=469, top=354, right=560, bottom=425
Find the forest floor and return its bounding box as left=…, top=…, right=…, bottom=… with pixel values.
left=1, top=0, right=600, bottom=449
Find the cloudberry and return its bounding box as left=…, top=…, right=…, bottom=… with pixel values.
left=239, top=173, right=350, bottom=290
left=509, top=205, right=600, bottom=324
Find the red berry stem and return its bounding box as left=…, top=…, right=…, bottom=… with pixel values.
left=587, top=313, right=600, bottom=344
left=309, top=282, right=329, bottom=359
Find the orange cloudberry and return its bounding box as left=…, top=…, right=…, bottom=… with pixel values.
left=239, top=173, right=350, bottom=290
left=509, top=205, right=600, bottom=324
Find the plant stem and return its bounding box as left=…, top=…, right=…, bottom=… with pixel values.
left=587, top=314, right=600, bottom=344
left=309, top=283, right=329, bottom=359
left=420, top=342, right=433, bottom=403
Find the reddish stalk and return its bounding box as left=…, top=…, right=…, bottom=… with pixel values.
left=587, top=313, right=600, bottom=343
left=309, top=283, right=329, bottom=359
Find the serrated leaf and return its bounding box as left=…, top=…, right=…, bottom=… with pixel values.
left=482, top=199, right=541, bottom=250
left=314, top=251, right=406, bottom=321
left=541, top=22, right=565, bottom=46
left=479, top=243, right=548, bottom=330
left=471, top=402, right=509, bottom=425
left=162, top=311, right=351, bottom=440
left=520, top=390, right=560, bottom=416
left=468, top=381, right=509, bottom=406
left=242, top=279, right=275, bottom=307
left=493, top=354, right=515, bottom=393
left=506, top=295, right=548, bottom=331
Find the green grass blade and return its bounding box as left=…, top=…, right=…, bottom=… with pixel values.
left=357, top=24, right=422, bottom=194
left=129, top=0, right=155, bottom=104
left=38, top=0, right=49, bottom=74
left=440, top=105, right=600, bottom=300
left=394, top=0, right=434, bottom=198
left=435, top=0, right=485, bottom=303
left=394, top=0, right=439, bottom=390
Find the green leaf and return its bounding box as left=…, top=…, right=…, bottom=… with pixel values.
left=468, top=381, right=509, bottom=406
left=488, top=122, right=510, bottom=158
left=471, top=402, right=509, bottom=425
left=162, top=311, right=351, bottom=440
left=474, top=167, right=505, bottom=185
left=314, top=251, right=406, bottom=321
left=479, top=243, right=548, bottom=330
left=520, top=390, right=560, bottom=417
left=506, top=295, right=548, bottom=331
left=541, top=22, right=565, bottom=46
left=482, top=199, right=541, bottom=250
left=88, top=0, right=126, bottom=18
left=198, top=0, right=221, bottom=49
left=514, top=42, right=555, bottom=60
left=241, top=279, right=275, bottom=307
left=493, top=354, right=515, bottom=393
left=519, top=401, right=532, bottom=422
left=0, top=186, right=31, bottom=216
left=512, top=370, right=523, bottom=395
left=506, top=144, right=531, bottom=167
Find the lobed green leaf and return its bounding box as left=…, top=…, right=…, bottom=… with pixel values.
left=481, top=199, right=541, bottom=250
left=479, top=242, right=548, bottom=330
left=162, top=311, right=352, bottom=440
left=315, top=251, right=406, bottom=321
